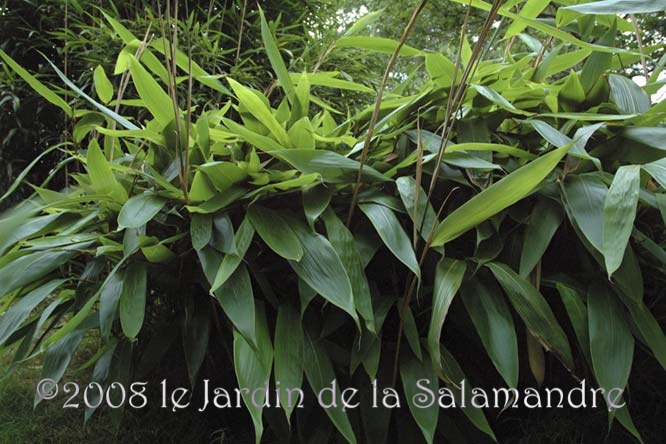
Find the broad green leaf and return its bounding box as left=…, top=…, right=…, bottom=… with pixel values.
left=505, top=0, right=550, bottom=37
left=289, top=72, right=374, bottom=93
left=359, top=203, right=420, bottom=278
left=519, top=199, right=563, bottom=277
left=234, top=304, right=273, bottom=444
left=274, top=304, right=303, bottom=423
left=93, top=65, right=113, bottom=104
left=624, top=126, right=666, bottom=149
left=190, top=214, right=213, bottom=251
left=321, top=208, right=375, bottom=332
left=268, top=149, right=388, bottom=183
left=0, top=280, right=66, bottom=346
left=288, top=221, right=359, bottom=327
left=562, top=174, right=607, bottom=252
left=117, top=193, right=165, bottom=229
left=487, top=262, right=574, bottom=369
left=335, top=36, right=421, bottom=56
left=129, top=55, right=175, bottom=127
left=439, top=346, right=496, bottom=440
left=259, top=8, right=297, bottom=106
left=86, top=139, right=128, bottom=203
left=198, top=161, right=247, bottom=192
left=0, top=49, right=72, bottom=115
left=210, top=217, right=255, bottom=293
left=35, top=330, right=85, bottom=406
left=603, top=165, right=640, bottom=277
left=609, top=74, right=651, bottom=114
left=426, top=53, right=460, bottom=89
left=431, top=143, right=571, bottom=246
left=588, top=282, right=634, bottom=399
left=642, top=158, right=666, bottom=190
left=564, top=0, right=666, bottom=14
left=183, top=293, right=211, bottom=387
left=227, top=78, right=290, bottom=146
left=215, top=263, right=256, bottom=348
left=303, top=186, right=332, bottom=229
left=99, top=271, right=123, bottom=340
left=462, top=277, right=519, bottom=387
left=303, top=333, right=357, bottom=444
left=400, top=353, right=438, bottom=444
left=428, top=258, right=465, bottom=370
left=248, top=205, right=303, bottom=261
left=556, top=283, right=592, bottom=365
left=119, top=262, right=147, bottom=339
left=0, top=251, right=74, bottom=296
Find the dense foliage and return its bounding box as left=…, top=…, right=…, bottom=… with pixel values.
left=2, top=0, right=666, bottom=442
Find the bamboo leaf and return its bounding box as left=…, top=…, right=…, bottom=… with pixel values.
left=234, top=303, right=273, bottom=444
left=93, top=65, right=113, bottom=104
left=210, top=217, right=255, bottom=293
left=303, top=333, right=357, bottom=444
left=588, top=281, right=634, bottom=400
left=519, top=199, right=563, bottom=277
left=561, top=174, right=607, bottom=253
left=288, top=220, right=359, bottom=327
left=462, top=277, right=519, bottom=387
left=487, top=262, right=574, bottom=369
left=215, top=263, right=256, bottom=348
left=427, top=258, right=465, bottom=371
left=0, top=251, right=74, bottom=296
left=129, top=55, right=175, bottom=128
left=609, top=74, right=651, bottom=114
left=431, top=143, right=571, bottom=246
left=190, top=214, right=213, bottom=251
left=0, top=49, right=72, bottom=115
left=259, top=8, right=297, bottom=106
left=119, top=262, right=147, bottom=339
left=400, top=353, right=438, bottom=444
left=321, top=208, right=375, bottom=332
left=118, top=193, right=166, bottom=229
left=274, top=304, right=303, bottom=423
left=603, top=165, right=640, bottom=277
left=564, top=0, right=666, bottom=14
left=0, top=280, right=66, bottom=346
left=359, top=203, right=420, bottom=278
left=248, top=205, right=303, bottom=261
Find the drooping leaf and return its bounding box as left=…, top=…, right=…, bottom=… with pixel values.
left=400, top=353, right=439, bottom=444
left=210, top=217, right=255, bottom=293
left=0, top=251, right=74, bottom=296
left=190, top=214, right=213, bottom=251
left=215, top=263, right=256, bottom=347
left=234, top=303, right=273, bottom=444
left=603, top=165, right=640, bottom=277
left=274, top=304, right=303, bottom=423
left=248, top=205, right=303, bottom=261
left=462, top=277, right=519, bottom=388
left=561, top=174, right=607, bottom=253
left=359, top=203, right=420, bottom=278
left=288, top=220, right=359, bottom=327
left=303, top=333, right=357, bottom=444
left=119, top=262, right=147, bottom=339
left=519, top=198, right=563, bottom=277
left=321, top=208, right=375, bottom=332
left=588, top=281, right=634, bottom=402
left=427, top=258, right=466, bottom=370
left=487, top=262, right=574, bottom=369
left=0, top=280, right=66, bottom=346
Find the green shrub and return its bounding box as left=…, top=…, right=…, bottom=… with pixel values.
left=1, top=1, right=666, bottom=443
